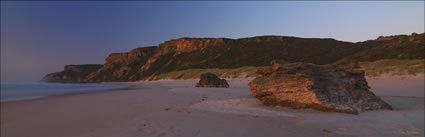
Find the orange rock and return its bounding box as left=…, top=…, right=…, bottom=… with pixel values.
left=249, top=60, right=392, bottom=114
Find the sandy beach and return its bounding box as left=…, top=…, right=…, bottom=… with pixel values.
left=1, top=76, right=424, bottom=137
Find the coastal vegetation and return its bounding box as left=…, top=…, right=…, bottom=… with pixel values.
left=150, top=59, right=425, bottom=80
left=42, top=33, right=424, bottom=83
left=360, top=59, right=424, bottom=77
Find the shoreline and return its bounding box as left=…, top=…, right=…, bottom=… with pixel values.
left=4, top=74, right=422, bottom=103
left=0, top=87, right=135, bottom=104
left=0, top=83, right=134, bottom=103
left=1, top=76, right=423, bottom=137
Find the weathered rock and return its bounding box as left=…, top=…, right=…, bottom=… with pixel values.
left=248, top=60, right=392, bottom=114
left=196, top=73, right=229, bottom=88
left=136, top=38, right=232, bottom=77
left=85, top=46, right=157, bottom=82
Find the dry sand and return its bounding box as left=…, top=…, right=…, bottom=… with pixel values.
left=1, top=76, right=424, bottom=137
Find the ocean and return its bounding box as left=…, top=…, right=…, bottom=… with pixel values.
left=1, top=82, right=128, bottom=102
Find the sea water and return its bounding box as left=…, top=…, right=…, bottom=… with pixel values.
left=0, top=82, right=127, bottom=102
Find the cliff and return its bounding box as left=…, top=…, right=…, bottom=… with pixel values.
left=84, top=46, right=157, bottom=82
left=41, top=64, right=103, bottom=83
left=42, top=33, right=424, bottom=83
left=130, top=36, right=363, bottom=80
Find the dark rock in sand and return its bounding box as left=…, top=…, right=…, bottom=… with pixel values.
left=249, top=60, right=392, bottom=114
left=196, top=73, right=229, bottom=88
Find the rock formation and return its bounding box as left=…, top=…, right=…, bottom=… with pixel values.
left=84, top=46, right=157, bottom=82
left=42, top=64, right=103, bottom=83
left=41, top=33, right=424, bottom=83
left=196, top=73, right=229, bottom=88
left=249, top=60, right=392, bottom=114
left=133, top=38, right=233, bottom=78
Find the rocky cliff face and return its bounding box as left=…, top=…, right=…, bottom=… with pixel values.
left=134, top=38, right=233, bottom=78
left=42, top=64, right=103, bottom=83
left=249, top=60, right=392, bottom=114
left=42, top=33, right=424, bottom=83
left=158, top=38, right=231, bottom=54
left=131, top=36, right=364, bottom=80
left=84, top=46, right=157, bottom=82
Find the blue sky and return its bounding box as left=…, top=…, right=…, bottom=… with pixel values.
left=1, top=1, right=424, bottom=82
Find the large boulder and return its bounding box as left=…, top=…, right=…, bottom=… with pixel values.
left=196, top=73, right=229, bottom=88
left=248, top=60, right=392, bottom=114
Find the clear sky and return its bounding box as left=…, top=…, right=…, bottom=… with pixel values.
left=1, top=1, right=424, bottom=82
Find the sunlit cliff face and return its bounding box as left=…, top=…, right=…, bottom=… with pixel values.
left=157, top=38, right=230, bottom=55
left=140, top=38, right=232, bottom=71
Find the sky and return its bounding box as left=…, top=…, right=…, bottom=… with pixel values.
left=1, top=1, right=424, bottom=82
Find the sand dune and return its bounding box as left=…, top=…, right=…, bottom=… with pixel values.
left=1, top=76, right=423, bottom=137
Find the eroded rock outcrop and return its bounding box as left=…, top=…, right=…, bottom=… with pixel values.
left=196, top=73, right=229, bottom=88
left=85, top=46, right=157, bottom=82
left=249, top=60, right=392, bottom=114
left=135, top=38, right=233, bottom=77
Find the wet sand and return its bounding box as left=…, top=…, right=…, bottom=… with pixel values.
left=1, top=76, right=424, bottom=137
